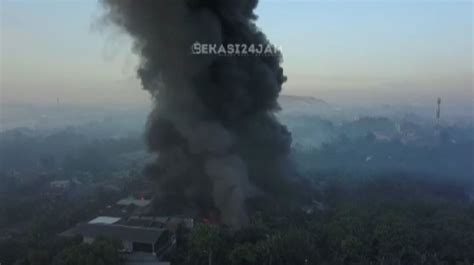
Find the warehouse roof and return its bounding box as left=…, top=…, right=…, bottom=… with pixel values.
left=75, top=223, right=166, bottom=244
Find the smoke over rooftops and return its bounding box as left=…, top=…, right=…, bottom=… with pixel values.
left=101, top=0, right=292, bottom=228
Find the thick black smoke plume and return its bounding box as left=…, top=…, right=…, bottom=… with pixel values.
left=101, top=0, right=292, bottom=228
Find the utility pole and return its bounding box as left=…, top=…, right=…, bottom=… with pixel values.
left=436, top=97, right=441, bottom=125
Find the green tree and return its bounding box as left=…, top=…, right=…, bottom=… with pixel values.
left=51, top=239, right=122, bottom=265
left=256, top=230, right=318, bottom=265
left=27, top=249, right=50, bottom=265
left=189, top=224, right=222, bottom=265
left=229, top=243, right=258, bottom=265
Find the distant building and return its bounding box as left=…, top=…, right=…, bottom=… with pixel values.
left=373, top=132, right=391, bottom=142
left=50, top=180, right=71, bottom=190
left=117, top=197, right=152, bottom=208
left=47, top=180, right=75, bottom=198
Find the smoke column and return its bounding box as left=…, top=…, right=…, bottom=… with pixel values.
left=101, top=0, right=292, bottom=228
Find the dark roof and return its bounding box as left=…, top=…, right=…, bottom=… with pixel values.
left=75, top=223, right=166, bottom=244
left=98, top=205, right=133, bottom=218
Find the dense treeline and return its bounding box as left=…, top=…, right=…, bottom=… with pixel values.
left=4, top=172, right=472, bottom=265
left=167, top=173, right=474, bottom=265
left=0, top=128, right=144, bottom=173
left=1, top=115, right=473, bottom=265
left=293, top=131, right=474, bottom=182
left=0, top=185, right=122, bottom=265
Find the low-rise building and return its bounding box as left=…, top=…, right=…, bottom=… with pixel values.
left=50, top=180, right=71, bottom=190
left=117, top=197, right=152, bottom=208
left=88, top=216, right=122, bottom=225
left=127, top=216, right=194, bottom=231
left=75, top=223, right=173, bottom=255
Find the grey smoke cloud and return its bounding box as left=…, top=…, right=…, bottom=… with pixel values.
left=101, top=0, right=291, bottom=227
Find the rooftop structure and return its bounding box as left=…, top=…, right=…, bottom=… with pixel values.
left=128, top=216, right=194, bottom=230
left=50, top=180, right=71, bottom=189
left=88, top=216, right=121, bottom=225
left=117, top=197, right=152, bottom=208
left=76, top=223, right=167, bottom=245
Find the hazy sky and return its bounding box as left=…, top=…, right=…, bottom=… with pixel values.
left=1, top=0, right=473, bottom=107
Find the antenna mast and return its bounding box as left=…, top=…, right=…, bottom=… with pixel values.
left=436, top=97, right=441, bottom=124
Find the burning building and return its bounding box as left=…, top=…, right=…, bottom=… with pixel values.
left=101, top=0, right=293, bottom=228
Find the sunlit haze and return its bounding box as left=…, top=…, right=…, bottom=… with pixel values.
left=1, top=0, right=473, bottom=110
